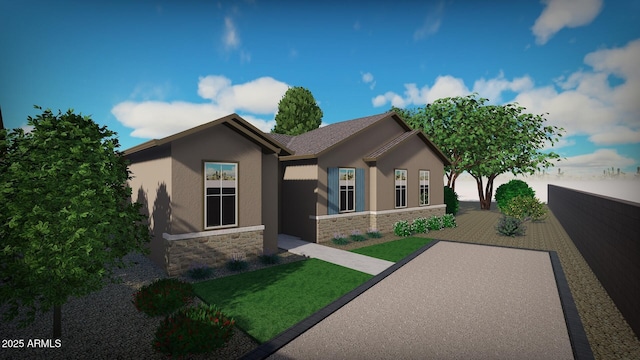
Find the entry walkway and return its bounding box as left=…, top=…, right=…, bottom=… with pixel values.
left=277, top=234, right=394, bottom=276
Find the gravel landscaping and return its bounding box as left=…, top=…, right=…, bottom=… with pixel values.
left=0, top=251, right=305, bottom=360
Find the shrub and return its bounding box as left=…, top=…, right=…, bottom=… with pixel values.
left=153, top=304, right=235, bottom=357
left=226, top=253, right=248, bottom=272
left=503, top=195, right=548, bottom=222
left=393, top=220, right=412, bottom=237
left=186, top=264, right=214, bottom=281
left=332, top=233, right=350, bottom=245
left=441, top=214, right=457, bottom=228
left=495, top=179, right=535, bottom=211
left=444, top=186, right=459, bottom=215
left=366, top=228, right=383, bottom=238
left=496, top=215, right=526, bottom=237
left=133, top=278, right=194, bottom=317
left=350, top=230, right=367, bottom=242
left=411, top=217, right=428, bottom=234
left=426, top=216, right=443, bottom=231
left=258, top=253, right=281, bottom=265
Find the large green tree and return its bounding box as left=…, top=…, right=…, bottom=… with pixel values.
left=0, top=107, right=150, bottom=338
left=272, top=86, right=323, bottom=135
left=466, top=103, right=563, bottom=209
left=393, top=93, right=489, bottom=192
left=395, top=94, right=564, bottom=210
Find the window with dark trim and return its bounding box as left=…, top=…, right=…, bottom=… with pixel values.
left=395, top=169, right=407, bottom=208
left=204, top=162, right=237, bottom=229
left=339, top=168, right=355, bottom=212
left=419, top=170, right=430, bottom=206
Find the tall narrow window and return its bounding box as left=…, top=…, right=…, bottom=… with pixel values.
left=419, top=170, right=430, bottom=206
left=204, top=162, right=237, bottom=229
left=339, top=168, right=355, bottom=212
left=395, top=169, right=407, bottom=208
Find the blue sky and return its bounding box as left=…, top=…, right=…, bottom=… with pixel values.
left=2, top=0, right=639, bottom=176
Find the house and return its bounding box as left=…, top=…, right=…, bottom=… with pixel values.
left=124, top=114, right=292, bottom=276
left=124, top=111, right=450, bottom=276
left=270, top=111, right=451, bottom=243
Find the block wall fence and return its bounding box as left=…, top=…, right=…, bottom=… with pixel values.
left=547, top=184, right=640, bottom=339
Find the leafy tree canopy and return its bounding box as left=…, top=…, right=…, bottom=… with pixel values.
left=395, top=94, right=564, bottom=210
left=272, top=86, right=323, bottom=135
left=393, top=93, right=489, bottom=192
left=0, top=107, right=150, bottom=335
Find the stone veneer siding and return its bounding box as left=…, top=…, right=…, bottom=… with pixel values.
left=315, top=205, right=446, bottom=243
left=163, top=227, right=263, bottom=276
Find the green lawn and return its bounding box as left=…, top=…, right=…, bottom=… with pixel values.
left=350, top=237, right=433, bottom=262
left=192, top=258, right=372, bottom=343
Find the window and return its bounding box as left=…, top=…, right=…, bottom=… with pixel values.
left=339, top=168, right=355, bottom=212
left=204, top=162, right=237, bottom=229
left=419, top=170, right=430, bottom=206
left=395, top=169, right=407, bottom=208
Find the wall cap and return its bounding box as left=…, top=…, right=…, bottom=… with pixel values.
left=310, top=204, right=446, bottom=220
left=163, top=225, right=265, bottom=241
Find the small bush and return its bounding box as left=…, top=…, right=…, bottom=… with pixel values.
left=495, top=179, right=535, bottom=211
left=426, top=216, right=443, bottom=231
left=366, top=228, right=383, bottom=238
left=332, top=233, right=350, bottom=245
left=503, top=195, right=547, bottom=222
left=393, top=220, right=412, bottom=237
left=186, top=264, right=214, bottom=281
left=411, top=217, right=428, bottom=234
left=153, top=304, right=235, bottom=357
left=442, top=214, right=457, bottom=228
left=350, top=230, right=367, bottom=242
left=496, top=215, right=526, bottom=237
left=444, top=186, right=459, bottom=215
left=258, top=254, right=281, bottom=265
left=226, top=253, right=248, bottom=272
left=133, top=278, right=194, bottom=317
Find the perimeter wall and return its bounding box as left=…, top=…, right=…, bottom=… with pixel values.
left=547, top=184, right=640, bottom=339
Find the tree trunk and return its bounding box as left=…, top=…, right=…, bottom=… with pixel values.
left=53, top=305, right=61, bottom=339
left=447, top=171, right=460, bottom=192
left=474, top=174, right=495, bottom=210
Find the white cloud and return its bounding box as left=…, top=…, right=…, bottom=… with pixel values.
left=361, top=72, right=376, bottom=90
left=531, top=0, right=603, bottom=45
left=414, top=1, right=444, bottom=40
left=472, top=71, right=534, bottom=103
left=222, top=16, right=240, bottom=50
left=515, top=39, right=640, bottom=145
left=372, top=75, right=470, bottom=108
left=112, top=75, right=290, bottom=139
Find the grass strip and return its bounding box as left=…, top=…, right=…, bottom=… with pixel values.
left=350, top=237, right=433, bottom=262
left=193, top=258, right=372, bottom=343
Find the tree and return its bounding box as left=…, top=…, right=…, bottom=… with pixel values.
left=395, top=94, right=564, bottom=210
left=272, top=86, right=323, bottom=135
left=465, top=103, right=564, bottom=209
left=0, top=107, right=150, bottom=338
left=393, top=93, right=489, bottom=192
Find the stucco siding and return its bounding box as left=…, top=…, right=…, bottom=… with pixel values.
left=171, top=124, right=263, bottom=233
left=376, top=135, right=445, bottom=210
left=126, top=144, right=172, bottom=268
left=262, top=153, right=279, bottom=254
left=316, top=117, right=406, bottom=216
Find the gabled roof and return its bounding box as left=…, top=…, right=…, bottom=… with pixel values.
left=364, top=129, right=451, bottom=165
left=123, top=113, right=293, bottom=156
left=271, top=111, right=410, bottom=160
left=268, top=111, right=450, bottom=165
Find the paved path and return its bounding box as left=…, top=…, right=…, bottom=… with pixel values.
left=277, top=234, right=394, bottom=275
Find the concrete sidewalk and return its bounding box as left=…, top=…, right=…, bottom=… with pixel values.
left=277, top=234, right=394, bottom=276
